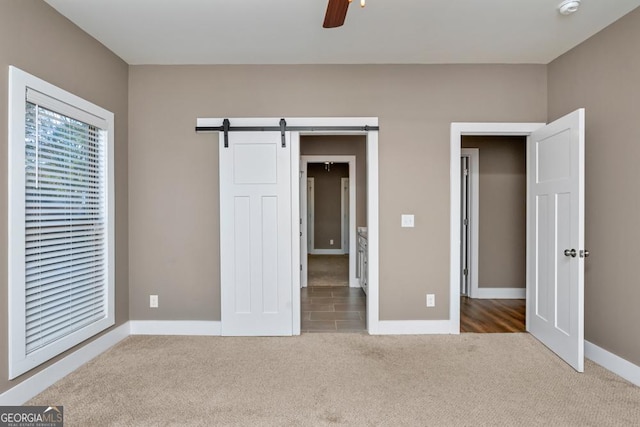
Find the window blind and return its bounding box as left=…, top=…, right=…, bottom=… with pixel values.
left=24, top=97, right=107, bottom=354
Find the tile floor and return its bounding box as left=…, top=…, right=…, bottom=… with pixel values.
left=301, top=286, right=366, bottom=333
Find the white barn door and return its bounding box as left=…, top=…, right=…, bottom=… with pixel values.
left=528, top=109, right=585, bottom=372
left=220, top=131, right=293, bottom=336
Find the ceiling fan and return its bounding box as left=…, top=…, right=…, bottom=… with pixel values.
left=323, top=0, right=365, bottom=28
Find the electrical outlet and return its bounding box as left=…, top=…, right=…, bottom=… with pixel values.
left=426, top=294, right=435, bottom=307
left=330, top=239, right=334, bottom=245
left=150, top=295, right=158, bottom=308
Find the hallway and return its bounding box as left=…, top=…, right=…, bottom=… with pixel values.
left=301, top=286, right=366, bottom=332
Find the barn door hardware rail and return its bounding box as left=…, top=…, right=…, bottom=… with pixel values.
left=195, top=118, right=379, bottom=148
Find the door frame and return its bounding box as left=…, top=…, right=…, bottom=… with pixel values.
left=293, top=120, right=378, bottom=335
left=450, top=122, right=544, bottom=333
left=196, top=117, right=379, bottom=336
left=460, top=148, right=479, bottom=298
left=307, top=177, right=315, bottom=254
left=302, top=157, right=355, bottom=258
left=341, top=177, right=350, bottom=254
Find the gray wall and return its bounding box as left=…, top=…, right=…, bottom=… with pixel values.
left=462, top=136, right=526, bottom=289
left=307, top=163, right=349, bottom=250
left=548, top=7, right=640, bottom=365
left=128, top=64, right=547, bottom=322
left=0, top=0, right=129, bottom=394
left=301, top=135, right=367, bottom=229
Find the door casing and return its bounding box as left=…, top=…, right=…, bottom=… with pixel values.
left=460, top=148, right=479, bottom=298
left=197, top=117, right=379, bottom=336
left=450, top=123, right=544, bottom=333
left=300, top=156, right=357, bottom=286
left=341, top=177, right=350, bottom=254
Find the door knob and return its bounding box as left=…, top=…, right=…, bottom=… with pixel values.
left=580, top=249, right=590, bottom=258
left=564, top=249, right=577, bottom=258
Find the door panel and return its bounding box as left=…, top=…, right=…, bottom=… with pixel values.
left=528, top=109, right=585, bottom=372
left=220, top=131, right=292, bottom=336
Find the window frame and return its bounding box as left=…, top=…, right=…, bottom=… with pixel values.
left=8, top=66, right=115, bottom=379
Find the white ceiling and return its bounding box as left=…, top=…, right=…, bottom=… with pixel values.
left=44, top=0, right=640, bottom=65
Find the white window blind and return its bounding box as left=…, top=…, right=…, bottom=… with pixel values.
left=8, top=66, right=115, bottom=379
left=24, top=96, right=107, bottom=354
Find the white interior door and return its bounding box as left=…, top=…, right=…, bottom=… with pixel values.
left=220, top=131, right=292, bottom=336
left=528, top=108, right=585, bottom=372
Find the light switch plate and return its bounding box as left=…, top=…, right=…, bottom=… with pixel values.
left=401, top=214, right=415, bottom=228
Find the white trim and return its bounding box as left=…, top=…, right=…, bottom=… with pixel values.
left=129, top=321, right=222, bottom=336
left=585, top=341, right=640, bottom=387
left=450, top=122, right=544, bottom=334
left=307, top=177, right=315, bottom=254
left=309, top=249, right=345, bottom=255
left=8, top=66, right=116, bottom=379
left=365, top=131, right=379, bottom=334
left=301, top=155, right=357, bottom=287
left=472, top=287, right=526, bottom=299
left=0, top=322, right=129, bottom=406
left=375, top=320, right=452, bottom=335
left=290, top=135, right=301, bottom=336
left=301, top=177, right=314, bottom=287
left=341, top=177, right=350, bottom=254
left=460, top=148, right=479, bottom=298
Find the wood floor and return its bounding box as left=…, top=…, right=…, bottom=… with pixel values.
left=460, top=297, right=526, bottom=333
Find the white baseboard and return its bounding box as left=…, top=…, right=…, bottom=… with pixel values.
left=374, top=320, right=453, bottom=335
left=471, top=287, right=525, bottom=299
left=309, top=249, right=345, bottom=255
left=0, top=322, right=130, bottom=405
left=129, top=320, right=221, bottom=336
left=585, top=340, right=640, bottom=387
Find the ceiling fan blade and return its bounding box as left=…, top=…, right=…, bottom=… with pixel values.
left=323, top=0, right=350, bottom=28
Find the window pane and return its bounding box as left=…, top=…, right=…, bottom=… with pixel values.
left=25, top=102, right=107, bottom=354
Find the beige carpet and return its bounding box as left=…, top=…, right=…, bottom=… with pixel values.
left=308, top=254, right=349, bottom=287
left=28, top=334, right=640, bottom=426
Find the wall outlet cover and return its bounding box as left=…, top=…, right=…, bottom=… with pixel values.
left=401, top=214, right=415, bottom=228
left=426, top=294, right=435, bottom=307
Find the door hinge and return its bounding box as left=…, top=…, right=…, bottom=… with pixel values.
left=463, top=218, right=469, bottom=226
left=300, top=265, right=302, bottom=271
left=300, top=232, right=302, bottom=237
left=463, top=268, right=468, bottom=276
left=464, top=168, right=469, bottom=176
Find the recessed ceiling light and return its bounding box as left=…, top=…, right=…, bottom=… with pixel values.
left=558, top=0, right=581, bottom=15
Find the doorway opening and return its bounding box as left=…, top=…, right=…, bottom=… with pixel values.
left=198, top=116, right=380, bottom=337
left=459, top=136, right=527, bottom=333
left=451, top=111, right=586, bottom=372
left=449, top=121, right=544, bottom=336
left=300, top=137, right=367, bottom=332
